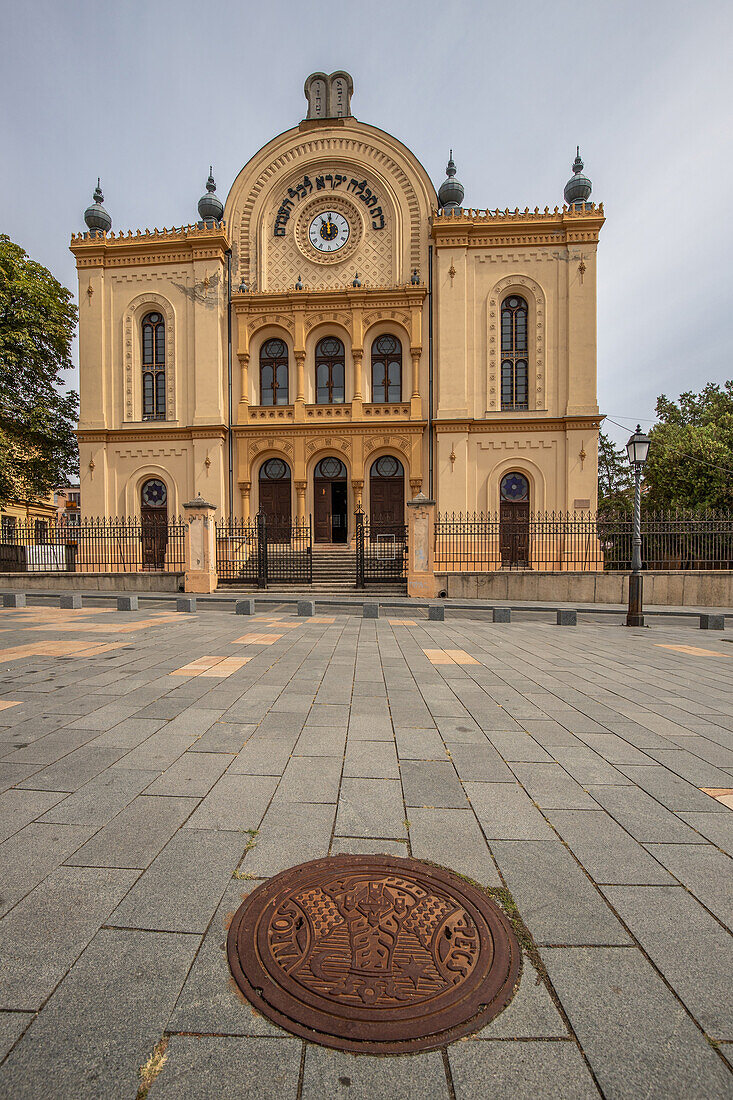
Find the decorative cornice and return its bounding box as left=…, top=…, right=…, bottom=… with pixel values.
left=69, top=222, right=231, bottom=268
left=434, top=416, right=603, bottom=433
left=76, top=424, right=228, bottom=443
left=232, top=423, right=426, bottom=438
left=232, top=284, right=426, bottom=312
left=431, top=205, right=604, bottom=249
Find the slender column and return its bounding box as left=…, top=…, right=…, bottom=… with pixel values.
left=295, top=480, right=307, bottom=521
left=239, top=480, right=251, bottom=521
left=410, top=349, right=422, bottom=418
left=352, top=350, right=363, bottom=416
left=238, top=353, right=249, bottom=420
left=294, top=351, right=306, bottom=422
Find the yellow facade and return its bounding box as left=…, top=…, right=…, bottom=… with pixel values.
left=71, top=72, right=603, bottom=542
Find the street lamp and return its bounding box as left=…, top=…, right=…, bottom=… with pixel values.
left=625, top=424, right=651, bottom=626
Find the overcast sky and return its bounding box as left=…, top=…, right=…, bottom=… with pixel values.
left=2, top=0, right=731, bottom=447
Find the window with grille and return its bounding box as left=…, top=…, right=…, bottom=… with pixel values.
left=142, top=312, right=166, bottom=420
left=500, top=296, right=529, bottom=411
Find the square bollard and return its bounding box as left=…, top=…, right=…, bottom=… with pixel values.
left=363, top=602, right=380, bottom=619
left=700, top=613, right=725, bottom=630
left=60, top=595, right=82, bottom=610
left=236, top=599, right=255, bottom=615
left=428, top=604, right=445, bottom=621
left=177, top=597, right=196, bottom=613
left=493, top=607, right=511, bottom=623
left=298, top=600, right=315, bottom=617
left=2, top=593, right=26, bottom=608
left=117, top=596, right=138, bottom=611
left=556, top=609, right=577, bottom=626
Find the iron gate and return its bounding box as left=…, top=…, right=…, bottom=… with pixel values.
left=216, top=514, right=312, bottom=587
left=355, top=510, right=407, bottom=587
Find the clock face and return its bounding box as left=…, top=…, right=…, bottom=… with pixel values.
left=308, top=210, right=350, bottom=253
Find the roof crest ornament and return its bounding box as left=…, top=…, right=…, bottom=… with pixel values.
left=304, top=71, right=354, bottom=120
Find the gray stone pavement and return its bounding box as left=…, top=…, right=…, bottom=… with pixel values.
left=0, top=603, right=732, bottom=1098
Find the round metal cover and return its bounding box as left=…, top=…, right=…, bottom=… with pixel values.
left=227, top=854, right=521, bottom=1053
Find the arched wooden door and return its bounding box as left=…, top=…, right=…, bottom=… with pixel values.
left=314, top=457, right=347, bottom=543
left=369, top=456, right=405, bottom=533
left=140, top=478, right=168, bottom=570
left=499, top=472, right=530, bottom=567
left=259, top=459, right=292, bottom=542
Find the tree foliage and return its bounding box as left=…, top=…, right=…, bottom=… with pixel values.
left=0, top=234, right=79, bottom=508
left=597, top=430, right=633, bottom=512
left=644, top=382, right=733, bottom=510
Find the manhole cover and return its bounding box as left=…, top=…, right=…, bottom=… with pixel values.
left=227, top=854, right=521, bottom=1053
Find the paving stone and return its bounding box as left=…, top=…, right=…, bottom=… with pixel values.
left=302, top=1045, right=449, bottom=1099
left=544, top=946, right=733, bottom=1099
left=643, top=843, right=733, bottom=929
left=520, top=719, right=579, bottom=747
left=272, top=755, right=342, bottom=803
left=0, top=787, right=67, bottom=842
left=244, top=801, right=335, bottom=876
left=602, top=885, right=733, bottom=1037
left=491, top=841, right=631, bottom=945
left=89, top=716, right=167, bottom=747
left=619, top=764, right=730, bottom=811
left=0, top=821, right=96, bottom=916
left=111, top=731, right=195, bottom=772
left=152, top=1035, right=302, bottom=1097
left=306, top=703, right=351, bottom=726
left=183, top=774, right=278, bottom=831
left=445, top=741, right=515, bottom=782
left=551, top=745, right=630, bottom=785
left=408, top=808, right=501, bottom=885
left=545, top=809, right=676, bottom=885
left=230, top=738, right=294, bottom=774
left=575, top=732, right=654, bottom=765
left=331, top=837, right=408, bottom=856
left=487, top=731, right=553, bottom=762
left=145, top=750, right=233, bottom=797
left=335, top=779, right=406, bottom=838
left=678, top=811, right=733, bottom=855
left=65, top=794, right=199, bottom=869
left=0, top=865, right=139, bottom=1009
left=466, top=782, right=554, bottom=840
left=0, top=762, right=42, bottom=793
left=0, top=928, right=198, bottom=1099
left=587, top=784, right=701, bottom=843
left=0, top=1011, right=33, bottom=1061
left=401, top=760, right=466, bottom=808
left=107, top=828, right=245, bottom=933
left=169, top=882, right=287, bottom=1036
left=37, top=768, right=157, bottom=826
left=449, top=1039, right=596, bottom=1099
left=343, top=739, right=399, bottom=778
left=0, top=726, right=101, bottom=765
left=511, top=762, right=598, bottom=809
left=436, top=716, right=489, bottom=742
left=394, top=725, right=445, bottom=758
left=347, top=714, right=394, bottom=740
left=255, top=711, right=308, bottom=739
left=189, top=721, right=255, bottom=753
left=472, top=956, right=568, bottom=1038
left=15, top=744, right=125, bottom=791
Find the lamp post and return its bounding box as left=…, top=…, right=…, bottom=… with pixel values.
left=625, top=425, right=651, bottom=627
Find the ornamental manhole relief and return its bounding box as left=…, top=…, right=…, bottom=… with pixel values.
left=227, top=854, right=521, bottom=1053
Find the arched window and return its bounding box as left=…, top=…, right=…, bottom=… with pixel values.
left=371, top=334, right=402, bottom=403
left=142, top=312, right=166, bottom=420
left=315, top=337, right=345, bottom=404
left=500, top=296, right=528, bottom=411
left=259, top=338, right=289, bottom=406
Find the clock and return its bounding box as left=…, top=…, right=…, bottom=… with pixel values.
left=308, top=210, right=350, bottom=253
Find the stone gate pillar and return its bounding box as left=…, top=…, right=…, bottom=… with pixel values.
left=406, top=491, right=439, bottom=598
left=183, top=495, right=217, bottom=593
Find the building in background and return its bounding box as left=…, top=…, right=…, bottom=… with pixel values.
left=71, top=72, right=603, bottom=560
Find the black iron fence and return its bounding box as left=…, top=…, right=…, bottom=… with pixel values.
left=216, top=514, right=312, bottom=587
left=434, top=511, right=733, bottom=572
left=355, top=511, right=408, bottom=586
left=0, top=517, right=186, bottom=573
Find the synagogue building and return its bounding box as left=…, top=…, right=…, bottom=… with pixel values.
left=71, top=71, right=604, bottom=560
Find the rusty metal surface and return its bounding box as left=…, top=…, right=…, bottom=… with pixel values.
left=227, top=854, right=521, bottom=1053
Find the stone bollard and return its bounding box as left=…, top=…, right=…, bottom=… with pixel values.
left=298, top=600, right=315, bottom=617
left=60, top=595, right=82, bottom=610
left=428, top=604, right=445, bottom=621
left=556, top=609, right=577, bottom=626
left=493, top=607, right=511, bottom=623
left=177, top=597, right=196, bottom=613
left=236, top=599, right=255, bottom=616
left=699, top=613, right=725, bottom=630
left=117, top=596, right=138, bottom=611
left=363, top=602, right=380, bottom=619
left=2, top=593, right=26, bottom=608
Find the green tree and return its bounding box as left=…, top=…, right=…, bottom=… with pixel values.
left=644, top=382, right=733, bottom=510
left=597, top=429, right=633, bottom=512
left=0, top=234, right=79, bottom=508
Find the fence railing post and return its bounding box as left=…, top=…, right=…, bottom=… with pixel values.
left=406, top=492, right=438, bottom=598
left=355, top=509, right=364, bottom=588
left=182, top=496, right=218, bottom=592
left=256, top=511, right=267, bottom=589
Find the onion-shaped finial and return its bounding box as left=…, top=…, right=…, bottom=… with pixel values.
left=198, top=166, right=224, bottom=226
left=564, top=147, right=593, bottom=208
left=84, top=178, right=112, bottom=235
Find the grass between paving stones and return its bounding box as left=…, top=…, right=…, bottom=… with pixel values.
left=136, top=1034, right=168, bottom=1100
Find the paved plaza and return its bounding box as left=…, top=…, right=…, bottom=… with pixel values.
left=0, top=599, right=732, bottom=1098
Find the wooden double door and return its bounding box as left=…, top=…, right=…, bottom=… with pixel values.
left=259, top=459, right=292, bottom=541
left=140, top=478, right=168, bottom=570
left=314, top=457, right=348, bottom=543
left=499, top=472, right=530, bottom=566
left=369, top=456, right=405, bottom=534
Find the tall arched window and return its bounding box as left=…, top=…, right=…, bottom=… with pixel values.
left=315, top=337, right=345, bottom=404
left=259, top=338, right=289, bottom=406
left=371, top=334, right=402, bottom=402
left=142, top=312, right=166, bottom=420
left=500, top=296, right=528, bottom=411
